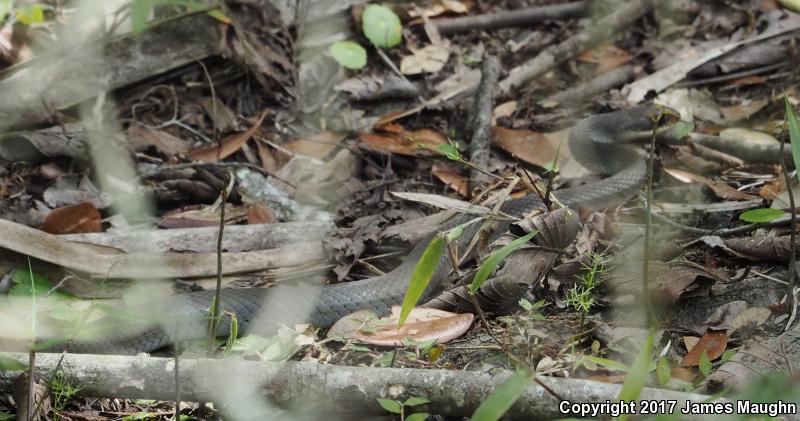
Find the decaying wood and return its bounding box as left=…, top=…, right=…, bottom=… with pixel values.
left=0, top=13, right=221, bottom=132
left=0, top=352, right=726, bottom=419
left=0, top=218, right=327, bottom=279
left=59, top=221, right=333, bottom=253
left=498, top=0, right=659, bottom=96
left=434, top=1, right=586, bottom=36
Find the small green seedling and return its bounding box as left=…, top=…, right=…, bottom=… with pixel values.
left=377, top=396, right=430, bottom=421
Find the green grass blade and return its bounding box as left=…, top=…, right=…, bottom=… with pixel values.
left=616, top=330, right=654, bottom=421
left=471, top=370, right=532, bottom=421
left=469, top=231, right=536, bottom=294
left=785, top=96, right=800, bottom=184
left=399, top=234, right=445, bottom=325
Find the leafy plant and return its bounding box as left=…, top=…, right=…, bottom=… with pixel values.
left=565, top=252, right=610, bottom=323
left=698, top=350, right=712, bottom=378
left=518, top=298, right=547, bottom=321
left=399, top=233, right=444, bottom=326
left=51, top=372, right=84, bottom=421
left=469, top=231, right=537, bottom=293
left=377, top=396, right=430, bottom=421
left=656, top=357, right=671, bottom=386
left=362, top=4, right=402, bottom=48
left=329, top=41, right=367, bottom=69
left=471, top=370, right=532, bottom=421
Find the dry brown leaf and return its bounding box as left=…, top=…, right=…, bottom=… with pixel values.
left=730, top=75, right=767, bottom=87
left=284, top=132, right=345, bottom=160
left=360, top=128, right=447, bottom=156
left=431, top=162, right=468, bottom=197
left=247, top=203, right=274, bottom=225
left=126, top=126, right=192, bottom=159
left=328, top=306, right=473, bottom=346
left=587, top=374, right=627, bottom=384
left=198, top=96, right=238, bottom=132
left=40, top=202, right=102, bottom=235
left=681, top=330, right=727, bottom=366
left=492, top=127, right=558, bottom=168
left=671, top=367, right=697, bottom=383
left=720, top=99, right=769, bottom=121
left=684, top=336, right=700, bottom=351
left=759, top=166, right=785, bottom=200
left=663, top=167, right=758, bottom=201
left=492, top=101, right=517, bottom=122
left=401, top=43, right=451, bottom=75
left=159, top=204, right=248, bottom=229
left=190, top=110, right=269, bottom=163
left=255, top=141, right=279, bottom=173
left=576, top=43, right=632, bottom=74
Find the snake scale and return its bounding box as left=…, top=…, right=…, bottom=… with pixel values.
left=35, top=105, right=661, bottom=354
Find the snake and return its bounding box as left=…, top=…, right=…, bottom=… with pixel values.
left=32, top=105, right=662, bottom=354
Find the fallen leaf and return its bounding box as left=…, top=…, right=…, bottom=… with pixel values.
left=729, top=75, right=767, bottom=87
left=408, top=0, right=469, bottom=17
left=720, top=99, right=769, bottom=121
left=284, top=132, right=345, bottom=160
left=247, top=203, right=274, bottom=225
left=492, top=101, right=517, bottom=122
left=664, top=167, right=758, bottom=201
left=576, top=43, right=632, bottom=74
left=40, top=202, right=102, bottom=234
left=190, top=110, right=269, bottom=163
left=401, top=43, right=451, bottom=75
left=587, top=374, right=627, bottom=384
left=328, top=306, right=474, bottom=346
left=390, top=191, right=489, bottom=214
left=671, top=367, right=697, bottom=383
left=724, top=307, right=771, bottom=335
left=431, top=162, right=468, bottom=197
left=126, top=126, right=192, bottom=158
left=159, top=204, right=249, bottom=229
left=360, top=128, right=448, bottom=156
left=491, top=127, right=559, bottom=168
left=198, top=96, right=239, bottom=132
left=684, top=336, right=700, bottom=351
left=681, top=330, right=727, bottom=366
left=255, top=141, right=279, bottom=173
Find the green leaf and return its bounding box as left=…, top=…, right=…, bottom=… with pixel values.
left=329, top=41, right=367, bottom=69
left=519, top=298, right=533, bottom=311
left=582, top=356, right=630, bottom=372
left=785, top=96, right=800, bottom=185
left=403, top=396, right=431, bottom=407
left=699, top=350, right=712, bottom=377
left=406, top=413, right=429, bottom=421
left=0, top=356, right=26, bottom=371
left=435, top=143, right=461, bottom=160
left=0, top=412, right=13, bottom=421
left=15, top=3, right=45, bottom=25
left=471, top=370, right=532, bottom=421
left=445, top=224, right=464, bottom=241
left=130, top=0, right=153, bottom=34
left=377, top=398, right=403, bottom=414
left=656, top=357, right=671, bottom=386
left=720, top=349, right=736, bottom=363
left=0, top=0, right=14, bottom=24
left=469, top=231, right=536, bottom=293
left=616, top=330, right=654, bottom=421
left=739, top=208, right=788, bottom=223
left=206, top=8, right=231, bottom=24
left=361, top=4, right=402, bottom=48
left=10, top=269, right=68, bottom=299
left=399, top=234, right=444, bottom=325
left=671, top=121, right=695, bottom=139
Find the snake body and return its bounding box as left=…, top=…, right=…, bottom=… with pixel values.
left=53, top=106, right=659, bottom=354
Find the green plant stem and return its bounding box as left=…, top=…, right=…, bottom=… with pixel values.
left=207, top=175, right=229, bottom=352
left=642, top=112, right=661, bottom=328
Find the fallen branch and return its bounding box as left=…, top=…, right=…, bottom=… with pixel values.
left=0, top=13, right=221, bottom=132
left=498, top=0, right=659, bottom=96
left=545, top=64, right=635, bottom=107
left=0, top=352, right=726, bottom=419
left=469, top=55, right=501, bottom=189
left=434, top=2, right=586, bottom=36
left=0, top=219, right=326, bottom=279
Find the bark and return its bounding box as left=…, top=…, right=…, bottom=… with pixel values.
left=434, top=2, right=586, bottom=35
left=0, top=352, right=726, bottom=419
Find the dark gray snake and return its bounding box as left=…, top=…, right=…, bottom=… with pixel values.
left=45, top=105, right=661, bottom=354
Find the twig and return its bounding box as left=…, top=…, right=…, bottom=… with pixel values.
left=545, top=65, right=635, bottom=107
left=498, top=0, right=657, bottom=95
left=469, top=55, right=501, bottom=191
left=675, top=61, right=786, bottom=89
left=207, top=172, right=231, bottom=352
left=434, top=1, right=585, bottom=35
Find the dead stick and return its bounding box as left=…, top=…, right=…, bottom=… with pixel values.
left=434, top=2, right=586, bottom=36
left=0, top=352, right=728, bottom=419
left=469, top=55, right=501, bottom=191
left=498, top=0, right=659, bottom=96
